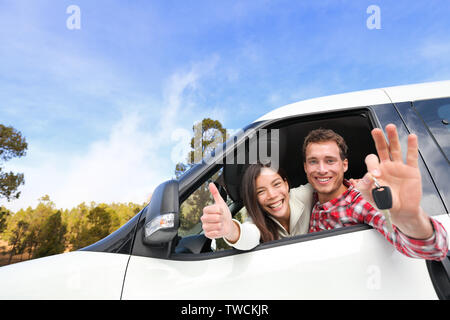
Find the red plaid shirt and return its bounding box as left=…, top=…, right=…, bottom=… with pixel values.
left=309, top=180, right=448, bottom=261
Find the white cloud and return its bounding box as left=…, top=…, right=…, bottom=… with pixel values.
left=55, top=111, right=164, bottom=207
left=1, top=112, right=168, bottom=211
left=419, top=41, right=450, bottom=60
left=1, top=56, right=223, bottom=211
left=415, top=40, right=450, bottom=80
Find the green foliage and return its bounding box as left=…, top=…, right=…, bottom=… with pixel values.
left=0, top=124, right=27, bottom=162
left=0, top=124, right=28, bottom=201
left=2, top=209, right=30, bottom=264
left=0, top=206, right=11, bottom=234
left=0, top=197, right=145, bottom=266
left=0, top=170, right=25, bottom=201
left=71, top=205, right=113, bottom=249
left=33, top=211, right=66, bottom=259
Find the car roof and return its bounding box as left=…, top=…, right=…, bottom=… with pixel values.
left=256, top=80, right=450, bottom=121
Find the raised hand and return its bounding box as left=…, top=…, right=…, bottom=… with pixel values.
left=355, top=124, right=433, bottom=239
left=201, top=183, right=240, bottom=242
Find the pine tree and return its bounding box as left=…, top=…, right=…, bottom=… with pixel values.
left=33, top=211, right=66, bottom=258
left=0, top=124, right=27, bottom=200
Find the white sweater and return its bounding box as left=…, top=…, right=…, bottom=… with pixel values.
left=224, top=183, right=314, bottom=250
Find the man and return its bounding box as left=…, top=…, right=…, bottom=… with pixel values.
left=303, top=125, right=448, bottom=260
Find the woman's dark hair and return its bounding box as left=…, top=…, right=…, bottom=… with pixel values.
left=240, top=163, right=289, bottom=243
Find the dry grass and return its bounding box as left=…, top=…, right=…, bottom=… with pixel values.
left=0, top=239, right=74, bottom=267
left=0, top=239, right=32, bottom=267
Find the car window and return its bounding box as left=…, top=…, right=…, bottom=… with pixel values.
left=412, top=98, right=450, bottom=162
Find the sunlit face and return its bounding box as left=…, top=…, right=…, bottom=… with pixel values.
left=255, top=167, right=290, bottom=221
left=304, top=141, right=348, bottom=203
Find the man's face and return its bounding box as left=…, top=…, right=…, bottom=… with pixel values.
left=304, top=141, right=348, bottom=203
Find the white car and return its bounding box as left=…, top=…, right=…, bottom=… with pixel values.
left=0, top=80, right=449, bottom=300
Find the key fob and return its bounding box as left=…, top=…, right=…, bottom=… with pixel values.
left=371, top=186, right=392, bottom=210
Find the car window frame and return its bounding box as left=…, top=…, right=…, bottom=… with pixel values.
left=392, top=100, right=449, bottom=213
left=165, top=106, right=381, bottom=260
left=411, top=97, right=450, bottom=163
left=370, top=102, right=448, bottom=215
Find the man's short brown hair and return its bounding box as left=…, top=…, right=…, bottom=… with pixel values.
left=302, top=128, right=348, bottom=161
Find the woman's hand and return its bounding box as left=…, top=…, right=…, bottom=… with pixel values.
left=201, top=183, right=240, bottom=242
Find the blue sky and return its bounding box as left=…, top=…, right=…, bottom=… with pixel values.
left=1, top=0, right=450, bottom=211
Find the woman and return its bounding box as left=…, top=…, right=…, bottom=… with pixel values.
left=201, top=163, right=313, bottom=250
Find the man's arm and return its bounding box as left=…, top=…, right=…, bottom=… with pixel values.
left=355, top=195, right=448, bottom=261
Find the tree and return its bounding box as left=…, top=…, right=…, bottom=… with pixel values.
left=65, top=202, right=89, bottom=250
left=0, top=206, right=11, bottom=234
left=175, top=118, right=227, bottom=178
left=33, top=211, right=66, bottom=258
left=22, top=197, right=56, bottom=258
left=0, top=124, right=28, bottom=201
left=4, top=215, right=29, bottom=264
left=71, top=205, right=113, bottom=249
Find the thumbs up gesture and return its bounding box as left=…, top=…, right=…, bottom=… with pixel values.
left=201, top=183, right=240, bottom=243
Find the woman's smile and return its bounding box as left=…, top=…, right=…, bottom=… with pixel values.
left=256, top=168, right=290, bottom=219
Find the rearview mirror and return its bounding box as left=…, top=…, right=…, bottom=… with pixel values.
left=143, top=180, right=180, bottom=245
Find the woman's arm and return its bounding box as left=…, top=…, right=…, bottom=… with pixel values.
left=223, top=217, right=261, bottom=250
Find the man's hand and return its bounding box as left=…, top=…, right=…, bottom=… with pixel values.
left=354, top=124, right=433, bottom=239
left=201, top=183, right=240, bottom=242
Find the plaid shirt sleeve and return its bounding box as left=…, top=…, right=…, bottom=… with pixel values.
left=352, top=193, right=449, bottom=261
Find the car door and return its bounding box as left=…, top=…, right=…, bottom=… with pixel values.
left=122, top=226, right=444, bottom=299
left=121, top=104, right=449, bottom=300
left=388, top=98, right=450, bottom=299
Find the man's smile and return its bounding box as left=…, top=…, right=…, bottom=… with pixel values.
left=315, top=177, right=332, bottom=184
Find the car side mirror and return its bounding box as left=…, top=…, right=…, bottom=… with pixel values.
left=143, top=180, right=180, bottom=245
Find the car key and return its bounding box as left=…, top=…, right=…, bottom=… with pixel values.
left=371, top=177, right=394, bottom=233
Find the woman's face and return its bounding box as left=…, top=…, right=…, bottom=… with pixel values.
left=255, top=167, right=290, bottom=220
